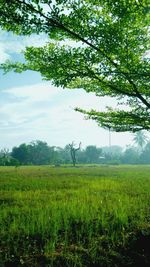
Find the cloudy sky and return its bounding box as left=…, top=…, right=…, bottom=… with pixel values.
left=0, top=30, right=138, bottom=150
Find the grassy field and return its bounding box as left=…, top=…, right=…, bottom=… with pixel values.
left=0, top=165, right=150, bottom=267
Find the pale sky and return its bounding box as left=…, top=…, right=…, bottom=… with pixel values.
left=0, top=30, right=142, bottom=150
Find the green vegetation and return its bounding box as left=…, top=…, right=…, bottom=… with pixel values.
left=0, top=0, right=150, bottom=131
left=1, top=136, right=150, bottom=166
left=0, top=165, right=150, bottom=266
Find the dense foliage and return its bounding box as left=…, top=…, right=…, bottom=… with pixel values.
left=0, top=0, right=149, bottom=131
left=0, top=136, right=150, bottom=166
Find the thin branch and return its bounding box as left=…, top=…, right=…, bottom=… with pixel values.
left=15, top=0, right=120, bottom=68
left=7, top=0, right=150, bottom=108
left=124, top=74, right=150, bottom=108
left=86, top=67, right=137, bottom=97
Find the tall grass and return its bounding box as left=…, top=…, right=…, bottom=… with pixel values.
left=0, top=165, right=150, bottom=266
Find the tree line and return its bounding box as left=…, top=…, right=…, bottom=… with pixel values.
left=0, top=135, right=150, bottom=166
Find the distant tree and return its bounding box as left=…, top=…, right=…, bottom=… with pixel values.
left=11, top=143, right=29, bottom=165
left=77, top=149, right=87, bottom=164
left=102, top=146, right=123, bottom=157
left=9, top=158, right=20, bottom=167
left=121, top=146, right=139, bottom=164
left=11, top=140, right=55, bottom=165
left=55, top=145, right=71, bottom=164
left=133, top=131, right=149, bottom=151
left=49, top=146, right=66, bottom=166
left=28, top=140, right=54, bottom=165
left=101, top=145, right=123, bottom=164
left=139, top=142, right=150, bottom=164
left=0, top=148, right=10, bottom=166
left=69, top=142, right=81, bottom=166
left=85, top=145, right=102, bottom=163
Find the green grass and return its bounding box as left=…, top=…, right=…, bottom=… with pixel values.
left=0, top=165, right=150, bottom=267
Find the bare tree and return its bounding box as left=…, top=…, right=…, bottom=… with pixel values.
left=69, top=142, right=81, bottom=167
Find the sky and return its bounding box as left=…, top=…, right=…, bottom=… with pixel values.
left=0, top=30, right=141, bottom=150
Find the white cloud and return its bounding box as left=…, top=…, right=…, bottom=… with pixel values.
left=0, top=30, right=149, bottom=150
left=0, top=81, right=136, bottom=149
left=0, top=43, right=10, bottom=63
left=0, top=30, right=49, bottom=63
left=5, top=83, right=59, bottom=102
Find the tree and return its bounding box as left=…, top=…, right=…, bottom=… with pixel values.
left=11, top=143, right=30, bottom=165
left=0, top=148, right=10, bottom=166
left=0, top=0, right=150, bottom=132
left=76, top=149, right=87, bottom=164
left=101, top=145, right=123, bottom=164
left=85, top=145, right=102, bottom=163
left=55, top=145, right=72, bottom=164
left=133, top=131, right=149, bottom=151
left=139, top=142, right=150, bottom=164
left=11, top=140, right=55, bottom=165
left=121, top=146, right=139, bottom=164
left=69, top=142, right=81, bottom=166
left=28, top=140, right=54, bottom=165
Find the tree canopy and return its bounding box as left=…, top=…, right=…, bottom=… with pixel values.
left=133, top=130, right=148, bottom=150
left=1, top=139, right=150, bottom=165
left=0, top=0, right=150, bottom=131
left=11, top=140, right=56, bottom=165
